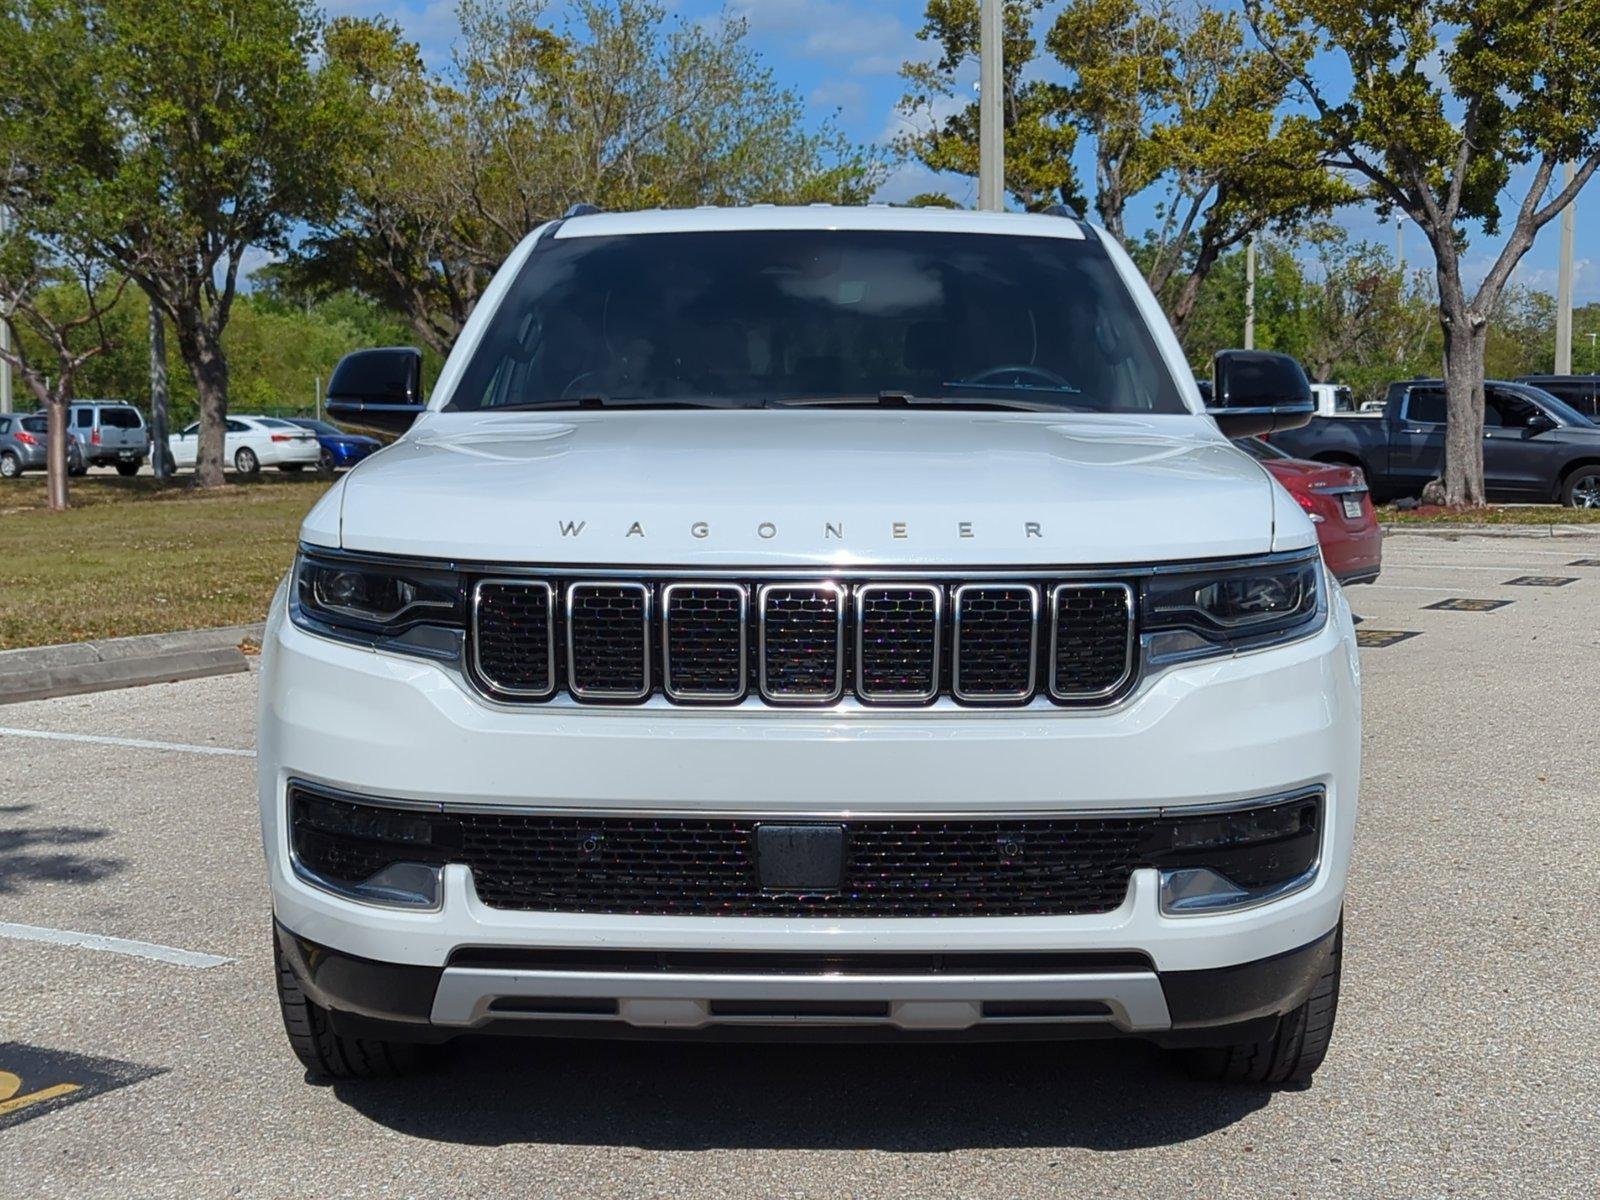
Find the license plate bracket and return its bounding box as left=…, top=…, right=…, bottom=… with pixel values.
left=1341, top=495, right=1363, bottom=519
left=755, top=824, right=847, bottom=891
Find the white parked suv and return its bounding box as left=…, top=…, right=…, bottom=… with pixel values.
left=259, top=206, right=1359, bottom=1087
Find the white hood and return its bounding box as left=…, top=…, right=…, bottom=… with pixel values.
left=318, top=409, right=1288, bottom=566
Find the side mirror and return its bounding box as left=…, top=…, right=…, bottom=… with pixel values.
left=1208, top=350, right=1314, bottom=439
left=325, top=347, right=426, bottom=435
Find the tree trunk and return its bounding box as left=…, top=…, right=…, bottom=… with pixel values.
left=45, top=396, right=69, bottom=511
left=1440, top=306, right=1487, bottom=507
left=148, top=300, right=174, bottom=480
left=174, top=316, right=230, bottom=488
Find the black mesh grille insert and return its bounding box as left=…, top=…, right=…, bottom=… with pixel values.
left=290, top=787, right=1321, bottom=918
left=663, top=585, right=746, bottom=699
left=953, top=585, right=1038, bottom=699
left=760, top=585, right=843, bottom=700
left=568, top=584, right=649, bottom=697
left=1052, top=585, right=1133, bottom=697
left=458, top=812, right=1148, bottom=916
left=857, top=585, right=940, bottom=700
left=473, top=581, right=554, bottom=696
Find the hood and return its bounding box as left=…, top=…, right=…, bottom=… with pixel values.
left=326, top=410, right=1283, bottom=566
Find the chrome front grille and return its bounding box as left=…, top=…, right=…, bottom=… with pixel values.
left=469, top=573, right=1137, bottom=708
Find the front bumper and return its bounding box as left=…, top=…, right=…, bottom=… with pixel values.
left=260, top=574, right=1360, bottom=1031
left=277, top=921, right=1338, bottom=1046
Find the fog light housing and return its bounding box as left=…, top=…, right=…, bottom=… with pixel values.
left=1150, top=790, right=1323, bottom=915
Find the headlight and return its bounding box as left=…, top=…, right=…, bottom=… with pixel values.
left=292, top=549, right=464, bottom=640
left=1142, top=551, right=1324, bottom=663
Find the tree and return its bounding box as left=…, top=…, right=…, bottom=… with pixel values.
left=0, top=0, right=364, bottom=486
left=290, top=0, right=882, bottom=355
left=1248, top=0, right=1600, bottom=506
left=0, top=223, right=128, bottom=509
left=901, top=0, right=1351, bottom=334
left=898, top=0, right=1083, bottom=212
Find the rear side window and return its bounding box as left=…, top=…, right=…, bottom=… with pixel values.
left=258, top=418, right=298, bottom=429
left=1333, top=387, right=1355, bottom=413
left=99, top=407, right=143, bottom=428
left=21, top=416, right=48, bottom=433
left=1405, top=389, right=1447, bottom=424
left=75, top=408, right=93, bottom=427
left=0, top=417, right=8, bottom=433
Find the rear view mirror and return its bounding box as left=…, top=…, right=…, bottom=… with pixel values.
left=325, top=347, right=426, bottom=434
left=1208, top=350, right=1314, bottom=439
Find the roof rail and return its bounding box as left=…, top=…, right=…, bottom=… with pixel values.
left=563, top=203, right=603, bottom=219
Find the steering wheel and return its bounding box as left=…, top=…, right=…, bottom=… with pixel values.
left=961, top=364, right=1074, bottom=389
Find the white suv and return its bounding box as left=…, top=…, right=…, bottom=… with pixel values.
left=259, top=206, right=1358, bottom=1086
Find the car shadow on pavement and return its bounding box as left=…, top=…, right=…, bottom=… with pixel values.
left=329, top=1035, right=1271, bottom=1151
left=0, top=808, right=125, bottom=892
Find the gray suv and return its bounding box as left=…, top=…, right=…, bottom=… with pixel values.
left=66, top=401, right=150, bottom=474
left=0, top=413, right=86, bottom=477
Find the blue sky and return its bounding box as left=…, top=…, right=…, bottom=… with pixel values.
left=323, top=0, right=1597, bottom=303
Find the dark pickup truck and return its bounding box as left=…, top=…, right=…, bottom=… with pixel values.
left=1267, top=377, right=1600, bottom=508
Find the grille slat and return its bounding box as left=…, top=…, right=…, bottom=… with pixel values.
left=662, top=584, right=747, bottom=701
left=952, top=584, right=1038, bottom=701
left=567, top=582, right=651, bottom=699
left=1050, top=583, right=1134, bottom=700
left=856, top=584, right=941, bottom=702
left=759, top=583, right=845, bottom=702
left=469, top=575, right=1136, bottom=707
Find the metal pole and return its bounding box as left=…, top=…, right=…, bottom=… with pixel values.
left=1243, top=235, right=1257, bottom=350
left=0, top=207, right=11, bottom=414
left=1556, top=160, right=1577, bottom=375
left=315, top=375, right=322, bottom=422
left=977, top=0, right=1004, bottom=212
left=1396, top=217, right=1404, bottom=275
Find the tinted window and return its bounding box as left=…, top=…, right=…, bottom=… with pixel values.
left=259, top=417, right=298, bottom=429
left=225, top=419, right=250, bottom=433
left=290, top=419, right=340, bottom=435
left=181, top=423, right=199, bottom=437
left=74, top=408, right=92, bottom=427
left=449, top=230, right=1186, bottom=414
left=1406, top=388, right=1447, bottom=423
left=1234, top=437, right=1290, bottom=461
left=1485, top=389, right=1542, bottom=428
left=1515, top=385, right=1595, bottom=427
left=21, top=416, right=48, bottom=433
left=1333, top=387, right=1355, bottom=413
left=0, top=417, right=8, bottom=433
left=99, top=407, right=143, bottom=428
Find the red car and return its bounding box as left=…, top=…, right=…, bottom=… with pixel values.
left=1237, top=438, right=1382, bottom=585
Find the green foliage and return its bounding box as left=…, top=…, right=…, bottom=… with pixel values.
left=899, top=0, right=1083, bottom=211
left=1248, top=0, right=1600, bottom=503
left=900, top=0, right=1351, bottom=332
left=288, top=0, right=884, bottom=353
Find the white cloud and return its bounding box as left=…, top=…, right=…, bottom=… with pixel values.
left=729, top=0, right=916, bottom=76
left=809, top=77, right=868, bottom=120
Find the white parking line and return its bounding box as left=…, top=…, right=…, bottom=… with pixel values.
left=0, top=727, right=254, bottom=757
left=0, top=922, right=233, bottom=969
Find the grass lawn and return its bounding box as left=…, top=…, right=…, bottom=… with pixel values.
left=0, top=473, right=329, bottom=649
left=1379, top=504, right=1600, bottom=525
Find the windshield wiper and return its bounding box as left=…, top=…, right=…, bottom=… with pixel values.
left=484, top=396, right=740, bottom=412
left=768, top=391, right=1080, bottom=413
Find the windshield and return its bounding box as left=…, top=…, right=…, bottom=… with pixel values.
left=447, top=230, right=1186, bottom=414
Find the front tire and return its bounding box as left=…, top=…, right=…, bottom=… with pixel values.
left=274, top=932, right=437, bottom=1080
left=235, top=446, right=260, bottom=476
left=1560, top=465, right=1600, bottom=509
left=1184, top=920, right=1343, bottom=1087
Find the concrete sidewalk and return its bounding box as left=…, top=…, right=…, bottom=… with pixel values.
left=0, top=624, right=261, bottom=705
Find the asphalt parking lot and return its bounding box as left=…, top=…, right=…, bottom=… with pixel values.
left=3, top=530, right=1598, bottom=1198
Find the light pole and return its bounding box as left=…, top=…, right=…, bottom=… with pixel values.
left=1243, top=235, right=1257, bottom=349
left=1556, top=160, right=1577, bottom=375
left=977, top=0, right=1004, bottom=212
left=0, top=206, right=11, bottom=414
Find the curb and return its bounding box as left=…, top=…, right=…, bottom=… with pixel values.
left=0, top=624, right=262, bottom=706
left=1380, top=522, right=1600, bottom=539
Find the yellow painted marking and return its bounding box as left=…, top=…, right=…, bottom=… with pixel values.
left=0, top=1069, right=81, bottom=1116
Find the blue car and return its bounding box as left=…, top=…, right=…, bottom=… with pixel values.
left=287, top=418, right=382, bottom=473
